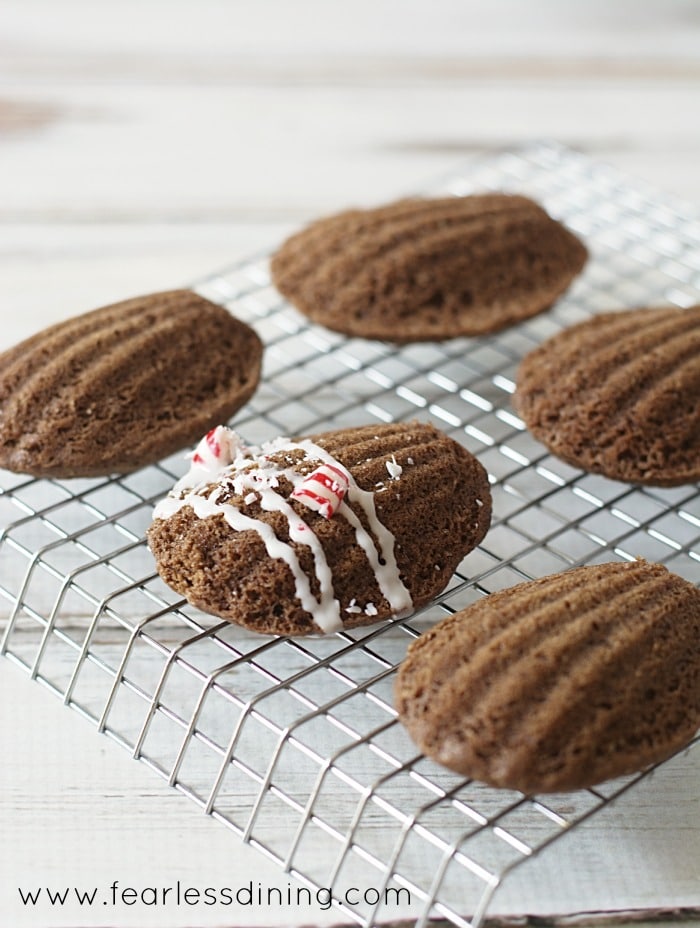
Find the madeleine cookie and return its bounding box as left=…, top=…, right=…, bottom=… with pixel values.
left=514, top=305, right=700, bottom=486
left=270, top=194, right=587, bottom=342
left=148, top=421, right=492, bottom=636
left=0, top=290, right=262, bottom=478
left=395, top=560, right=700, bottom=793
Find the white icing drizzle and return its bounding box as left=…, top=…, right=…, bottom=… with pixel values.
left=272, top=438, right=413, bottom=616
left=152, top=428, right=413, bottom=632
left=175, top=488, right=340, bottom=629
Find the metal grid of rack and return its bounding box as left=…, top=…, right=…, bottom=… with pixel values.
left=1, top=141, right=699, bottom=927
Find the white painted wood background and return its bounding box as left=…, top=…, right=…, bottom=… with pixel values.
left=1, top=2, right=699, bottom=926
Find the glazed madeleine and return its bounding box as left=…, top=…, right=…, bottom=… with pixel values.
left=148, top=421, right=492, bottom=636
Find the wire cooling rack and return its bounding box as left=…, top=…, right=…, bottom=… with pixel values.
left=1, top=141, right=700, bottom=928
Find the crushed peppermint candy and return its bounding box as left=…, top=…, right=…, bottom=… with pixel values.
left=291, top=462, right=349, bottom=519
left=191, top=425, right=242, bottom=469
left=191, top=427, right=221, bottom=466
left=346, top=598, right=379, bottom=617
left=386, top=455, right=402, bottom=480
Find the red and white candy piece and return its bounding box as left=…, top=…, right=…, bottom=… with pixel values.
left=291, top=463, right=349, bottom=519
left=191, top=426, right=240, bottom=470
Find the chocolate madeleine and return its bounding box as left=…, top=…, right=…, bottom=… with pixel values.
left=515, top=305, right=700, bottom=486
left=270, top=194, right=587, bottom=342
left=396, top=560, right=700, bottom=793
left=0, top=290, right=262, bottom=477
left=148, top=421, right=492, bottom=636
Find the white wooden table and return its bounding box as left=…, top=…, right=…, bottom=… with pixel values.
left=1, top=3, right=699, bottom=926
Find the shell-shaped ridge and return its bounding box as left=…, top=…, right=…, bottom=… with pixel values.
left=514, top=305, right=700, bottom=486
left=0, top=290, right=263, bottom=477
left=395, top=560, right=700, bottom=793
left=271, top=194, right=587, bottom=342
